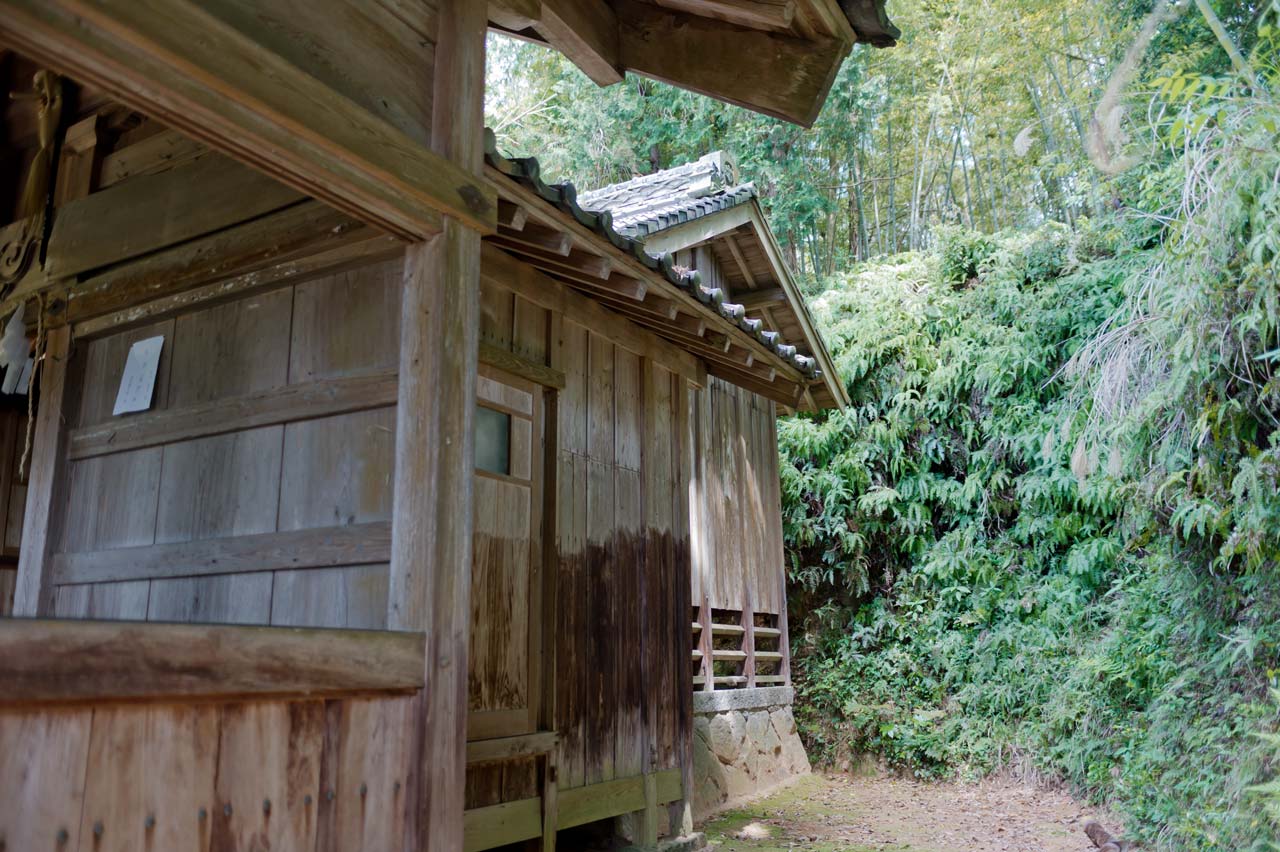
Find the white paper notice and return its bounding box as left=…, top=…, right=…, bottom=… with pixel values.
left=113, top=336, right=164, bottom=416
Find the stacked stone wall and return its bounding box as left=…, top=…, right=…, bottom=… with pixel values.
left=691, top=686, right=810, bottom=817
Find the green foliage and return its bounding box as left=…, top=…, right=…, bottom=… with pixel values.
left=486, top=0, right=1133, bottom=277
left=784, top=210, right=1280, bottom=848
left=781, top=59, right=1280, bottom=843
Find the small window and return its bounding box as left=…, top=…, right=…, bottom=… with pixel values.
left=475, top=405, right=511, bottom=475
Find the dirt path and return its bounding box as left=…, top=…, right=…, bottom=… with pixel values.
left=701, top=773, right=1117, bottom=852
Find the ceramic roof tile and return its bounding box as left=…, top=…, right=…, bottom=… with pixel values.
left=484, top=130, right=819, bottom=381
left=578, top=152, right=757, bottom=238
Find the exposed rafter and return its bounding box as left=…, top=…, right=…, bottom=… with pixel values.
left=488, top=0, right=897, bottom=128
left=615, top=0, right=849, bottom=127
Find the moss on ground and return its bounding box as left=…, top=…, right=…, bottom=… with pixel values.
left=700, top=776, right=912, bottom=852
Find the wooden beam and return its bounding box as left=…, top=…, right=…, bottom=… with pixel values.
left=62, top=202, right=374, bottom=327
left=744, top=203, right=849, bottom=407
left=653, top=0, right=795, bottom=31
left=707, top=362, right=804, bottom=408
left=490, top=235, right=612, bottom=280
left=736, top=286, right=786, bottom=310
left=396, top=5, right=487, bottom=851
left=72, top=233, right=402, bottom=339
left=47, top=151, right=302, bottom=279
left=639, top=204, right=752, bottom=255
left=535, top=0, right=623, bottom=86
left=0, top=619, right=424, bottom=705
left=497, top=221, right=573, bottom=256
left=464, top=797, right=542, bottom=852
left=466, top=731, right=558, bottom=765
left=556, top=770, right=682, bottom=830
left=722, top=232, right=759, bottom=287
left=52, top=522, right=391, bottom=585
left=68, top=372, right=398, bottom=459
left=0, top=0, right=496, bottom=239
left=616, top=0, right=849, bottom=127
left=11, top=326, right=73, bottom=617
left=489, top=0, right=541, bottom=29
left=498, top=199, right=529, bottom=231
left=480, top=340, right=566, bottom=389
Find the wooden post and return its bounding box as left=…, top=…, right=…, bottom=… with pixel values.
left=54, top=113, right=101, bottom=204
left=671, top=379, right=696, bottom=839
left=541, top=319, right=563, bottom=852
left=698, top=596, right=714, bottom=690
left=13, top=323, right=72, bottom=616
left=641, top=772, right=659, bottom=847
left=388, top=1, right=486, bottom=850
left=741, top=593, right=756, bottom=689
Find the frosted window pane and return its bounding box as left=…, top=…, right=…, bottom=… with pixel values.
left=475, top=405, right=510, bottom=475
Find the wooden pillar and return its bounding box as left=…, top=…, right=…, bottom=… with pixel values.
left=670, top=378, right=696, bottom=838
left=13, top=323, right=72, bottom=616
left=388, top=1, right=487, bottom=850
left=741, top=593, right=756, bottom=689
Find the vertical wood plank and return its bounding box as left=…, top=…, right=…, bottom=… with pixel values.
left=213, top=701, right=323, bottom=851
left=316, top=696, right=416, bottom=852
left=60, top=449, right=163, bottom=552
left=77, top=705, right=218, bottom=852
left=0, top=709, right=91, bottom=850
left=54, top=580, right=150, bottom=619
left=167, top=288, right=292, bottom=407
left=0, top=412, right=18, bottom=559
left=14, top=325, right=74, bottom=616
left=147, top=572, right=273, bottom=624
left=270, top=565, right=390, bottom=630
left=512, top=296, right=549, bottom=366
left=279, top=408, right=396, bottom=530
left=289, top=259, right=402, bottom=382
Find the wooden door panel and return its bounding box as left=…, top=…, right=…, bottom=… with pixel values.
left=468, top=370, right=543, bottom=741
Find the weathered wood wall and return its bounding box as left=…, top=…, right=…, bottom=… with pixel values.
left=690, top=375, right=785, bottom=616
left=50, top=257, right=401, bottom=627
left=0, top=409, right=28, bottom=614
left=0, top=696, right=419, bottom=852
left=555, top=321, right=690, bottom=790
left=470, top=252, right=694, bottom=830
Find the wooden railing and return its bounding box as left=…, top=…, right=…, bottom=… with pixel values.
left=0, top=618, right=425, bottom=851
left=691, top=606, right=789, bottom=690
left=0, top=617, right=423, bottom=703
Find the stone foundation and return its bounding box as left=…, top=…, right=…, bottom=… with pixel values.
left=691, top=686, right=810, bottom=818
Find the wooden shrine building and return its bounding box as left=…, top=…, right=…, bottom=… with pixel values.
left=0, top=2, right=893, bottom=850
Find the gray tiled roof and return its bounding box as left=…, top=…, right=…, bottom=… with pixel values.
left=578, top=152, right=757, bottom=239
left=483, top=131, right=818, bottom=380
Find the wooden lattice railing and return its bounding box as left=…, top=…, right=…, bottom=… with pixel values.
left=691, top=606, right=789, bottom=690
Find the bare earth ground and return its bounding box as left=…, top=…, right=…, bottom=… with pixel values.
left=701, top=773, right=1119, bottom=852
